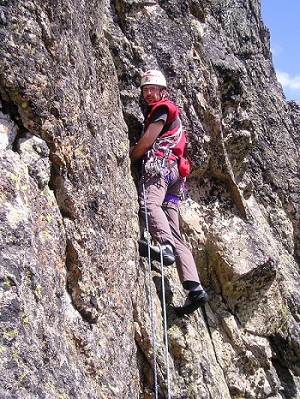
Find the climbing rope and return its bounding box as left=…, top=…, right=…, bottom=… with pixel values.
left=142, top=171, right=159, bottom=399
left=159, top=244, right=172, bottom=399
left=141, top=162, right=172, bottom=398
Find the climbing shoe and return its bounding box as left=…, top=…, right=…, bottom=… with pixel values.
left=138, top=240, right=175, bottom=266
left=175, top=290, right=208, bottom=316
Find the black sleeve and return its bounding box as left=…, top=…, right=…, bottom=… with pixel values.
left=149, top=105, right=168, bottom=125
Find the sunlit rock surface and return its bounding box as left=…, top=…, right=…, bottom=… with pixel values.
left=0, top=1, right=299, bottom=398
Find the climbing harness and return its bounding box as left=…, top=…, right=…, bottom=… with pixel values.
left=144, top=122, right=182, bottom=172
left=142, top=163, right=172, bottom=399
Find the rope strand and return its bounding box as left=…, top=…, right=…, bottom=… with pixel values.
left=142, top=163, right=172, bottom=399
left=142, top=170, right=159, bottom=399
left=159, top=245, right=172, bottom=399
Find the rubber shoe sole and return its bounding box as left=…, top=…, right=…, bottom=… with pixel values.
left=138, top=240, right=175, bottom=266
left=175, top=290, right=208, bottom=316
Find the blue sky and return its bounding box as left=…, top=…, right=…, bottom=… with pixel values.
left=261, top=0, right=300, bottom=101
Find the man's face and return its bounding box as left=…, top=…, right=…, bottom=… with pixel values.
left=142, top=84, right=162, bottom=104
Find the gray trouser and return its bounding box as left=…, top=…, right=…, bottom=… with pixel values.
left=138, top=163, right=201, bottom=289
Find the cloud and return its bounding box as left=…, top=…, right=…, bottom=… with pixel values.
left=276, top=71, right=300, bottom=90
left=270, top=44, right=283, bottom=56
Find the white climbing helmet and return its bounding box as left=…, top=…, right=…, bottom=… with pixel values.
left=140, top=69, right=167, bottom=88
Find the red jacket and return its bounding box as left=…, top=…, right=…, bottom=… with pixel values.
left=144, top=98, right=186, bottom=160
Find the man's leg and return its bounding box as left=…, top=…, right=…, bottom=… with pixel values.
left=162, top=195, right=208, bottom=315
left=138, top=172, right=174, bottom=246
left=162, top=201, right=201, bottom=286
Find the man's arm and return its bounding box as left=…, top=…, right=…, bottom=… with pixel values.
left=130, top=120, right=164, bottom=162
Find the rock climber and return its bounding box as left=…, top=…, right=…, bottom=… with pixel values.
left=130, top=69, right=208, bottom=316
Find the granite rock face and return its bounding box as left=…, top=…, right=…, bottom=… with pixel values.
left=0, top=1, right=299, bottom=398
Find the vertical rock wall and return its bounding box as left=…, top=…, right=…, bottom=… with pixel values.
left=0, top=0, right=299, bottom=398
left=1, top=1, right=140, bottom=398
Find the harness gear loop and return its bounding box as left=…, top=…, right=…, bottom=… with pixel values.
left=141, top=164, right=159, bottom=399
left=159, top=244, right=172, bottom=399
